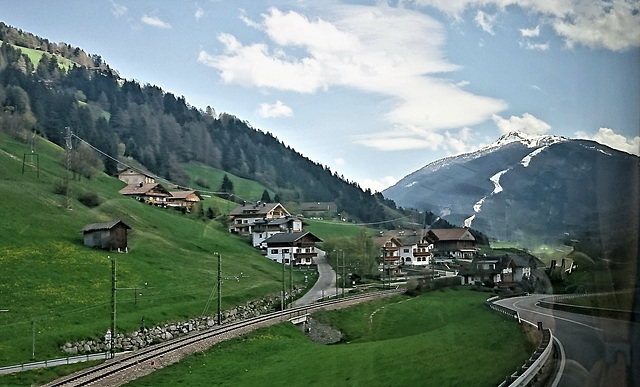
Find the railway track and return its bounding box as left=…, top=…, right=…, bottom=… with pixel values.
left=45, top=289, right=404, bottom=387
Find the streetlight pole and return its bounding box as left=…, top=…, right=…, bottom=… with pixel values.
left=289, top=251, right=293, bottom=307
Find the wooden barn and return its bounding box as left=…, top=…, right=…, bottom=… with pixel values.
left=82, top=220, right=131, bottom=251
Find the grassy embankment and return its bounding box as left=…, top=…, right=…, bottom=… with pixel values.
left=123, top=288, right=534, bottom=387
left=0, top=133, right=310, bottom=366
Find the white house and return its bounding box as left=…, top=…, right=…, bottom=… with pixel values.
left=251, top=217, right=304, bottom=247
left=261, top=232, right=322, bottom=266
left=228, top=202, right=290, bottom=235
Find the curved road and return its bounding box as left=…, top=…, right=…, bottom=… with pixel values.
left=496, top=295, right=638, bottom=387
left=293, top=250, right=339, bottom=307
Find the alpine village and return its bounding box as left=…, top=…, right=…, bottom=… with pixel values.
left=0, top=21, right=636, bottom=387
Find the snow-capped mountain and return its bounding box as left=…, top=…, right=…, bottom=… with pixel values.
left=383, top=131, right=639, bottom=258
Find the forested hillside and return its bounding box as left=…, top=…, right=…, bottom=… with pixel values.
left=0, top=22, right=398, bottom=223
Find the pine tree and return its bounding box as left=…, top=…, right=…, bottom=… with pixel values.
left=260, top=189, right=271, bottom=203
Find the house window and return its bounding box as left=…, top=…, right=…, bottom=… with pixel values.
left=406, top=257, right=411, bottom=262
left=282, top=249, right=290, bottom=253
left=404, top=248, right=410, bottom=253
left=271, top=249, right=278, bottom=254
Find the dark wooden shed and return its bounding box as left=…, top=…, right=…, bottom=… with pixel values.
left=82, top=220, right=131, bottom=251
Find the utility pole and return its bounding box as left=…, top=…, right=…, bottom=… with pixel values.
left=289, top=252, right=293, bottom=307
left=281, top=251, right=285, bottom=310
left=64, top=126, right=72, bottom=210
left=110, top=255, right=116, bottom=359
left=333, top=250, right=340, bottom=298
left=341, top=250, right=345, bottom=297
left=216, top=252, right=221, bottom=325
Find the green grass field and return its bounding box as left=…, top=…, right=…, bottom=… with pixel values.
left=0, top=40, right=75, bottom=71
left=304, top=218, right=377, bottom=239
left=0, top=134, right=302, bottom=365
left=123, top=289, right=534, bottom=387
left=181, top=163, right=274, bottom=204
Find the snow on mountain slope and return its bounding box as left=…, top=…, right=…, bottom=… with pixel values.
left=383, top=132, right=639, bottom=253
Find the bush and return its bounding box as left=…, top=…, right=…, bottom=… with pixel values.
left=53, top=179, right=69, bottom=196
left=78, top=191, right=100, bottom=207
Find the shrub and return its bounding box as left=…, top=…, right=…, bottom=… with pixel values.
left=53, top=179, right=69, bottom=196
left=78, top=191, right=100, bottom=207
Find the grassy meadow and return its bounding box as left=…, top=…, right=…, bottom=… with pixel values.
left=0, top=40, right=75, bottom=71
left=124, top=289, right=534, bottom=387
left=0, top=134, right=302, bottom=365
left=182, top=163, right=274, bottom=204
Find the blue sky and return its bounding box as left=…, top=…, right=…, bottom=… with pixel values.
left=2, top=0, right=638, bottom=191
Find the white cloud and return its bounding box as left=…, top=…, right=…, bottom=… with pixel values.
left=111, top=2, right=127, bottom=17
left=413, top=0, right=640, bottom=51
left=474, top=10, right=497, bottom=35
left=520, top=25, right=540, bottom=37
left=199, top=4, right=507, bottom=151
left=519, top=41, right=549, bottom=51
left=575, top=127, right=640, bottom=156
left=195, top=7, right=204, bottom=20
left=257, top=100, right=293, bottom=118
left=239, top=9, right=262, bottom=29
left=492, top=113, right=551, bottom=135
left=334, top=157, right=345, bottom=166
left=361, top=176, right=398, bottom=193
left=141, top=15, right=172, bottom=29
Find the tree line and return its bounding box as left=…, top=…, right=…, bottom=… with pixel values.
left=0, top=32, right=401, bottom=225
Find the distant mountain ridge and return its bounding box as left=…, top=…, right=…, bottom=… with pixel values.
left=383, top=131, right=639, bottom=261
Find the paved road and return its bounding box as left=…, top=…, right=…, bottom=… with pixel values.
left=496, top=295, right=638, bottom=387
left=293, top=250, right=340, bottom=307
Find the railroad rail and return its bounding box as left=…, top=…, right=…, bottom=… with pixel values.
left=45, top=288, right=404, bottom=387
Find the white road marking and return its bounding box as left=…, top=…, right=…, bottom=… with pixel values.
left=512, top=299, right=603, bottom=331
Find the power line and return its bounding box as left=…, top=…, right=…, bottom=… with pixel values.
left=69, top=131, right=250, bottom=202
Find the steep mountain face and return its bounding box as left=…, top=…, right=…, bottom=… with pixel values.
left=383, top=132, right=639, bottom=258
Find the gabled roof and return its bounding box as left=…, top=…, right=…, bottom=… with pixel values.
left=374, top=235, right=403, bottom=247
left=119, top=183, right=170, bottom=196
left=263, top=231, right=322, bottom=244
left=167, top=190, right=202, bottom=200
left=428, top=228, right=475, bottom=242
left=229, top=202, right=289, bottom=217
left=117, top=166, right=155, bottom=179
left=82, top=220, right=131, bottom=233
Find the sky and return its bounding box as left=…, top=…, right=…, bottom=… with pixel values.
left=1, top=0, right=639, bottom=191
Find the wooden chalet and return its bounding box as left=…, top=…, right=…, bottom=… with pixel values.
left=119, top=183, right=172, bottom=206
left=262, top=231, right=322, bottom=266
left=229, top=202, right=290, bottom=235
left=427, top=228, right=477, bottom=260
left=82, top=220, right=131, bottom=251
left=166, top=190, right=203, bottom=210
